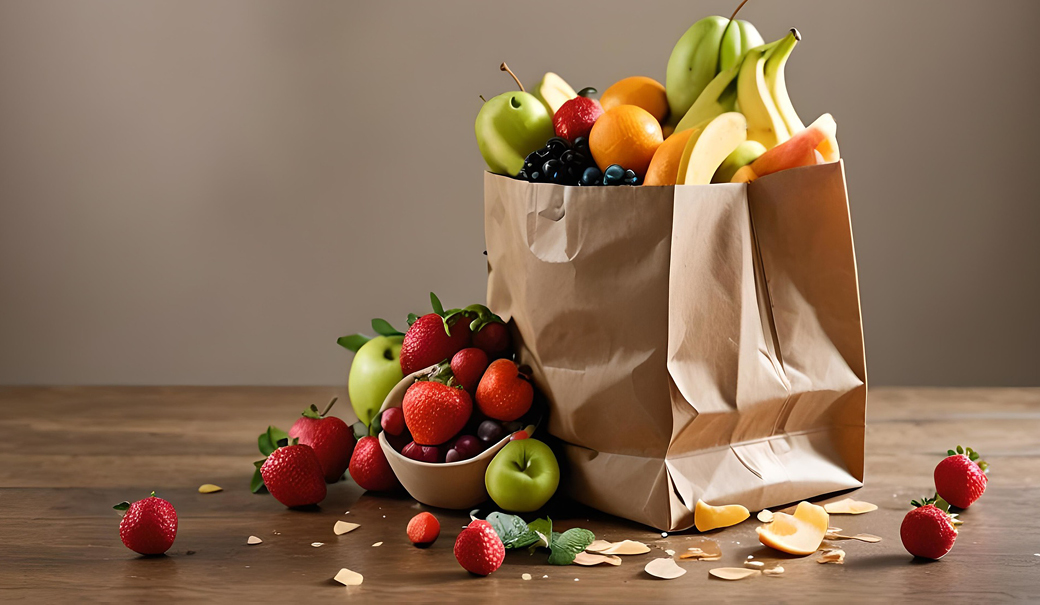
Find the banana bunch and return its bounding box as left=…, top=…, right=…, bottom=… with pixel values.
left=665, top=15, right=763, bottom=127
left=675, top=29, right=804, bottom=149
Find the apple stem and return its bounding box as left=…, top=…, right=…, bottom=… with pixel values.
left=321, top=396, right=338, bottom=417
left=479, top=95, right=487, bottom=103
left=729, top=0, right=749, bottom=21
left=500, top=62, right=524, bottom=92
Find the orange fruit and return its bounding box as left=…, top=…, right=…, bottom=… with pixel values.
left=756, top=501, right=829, bottom=555
left=589, top=105, right=663, bottom=178
left=600, top=76, right=669, bottom=124
left=694, top=500, right=750, bottom=532
left=644, top=128, right=695, bottom=186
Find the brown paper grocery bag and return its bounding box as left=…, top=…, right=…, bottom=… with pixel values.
left=484, top=161, right=866, bottom=531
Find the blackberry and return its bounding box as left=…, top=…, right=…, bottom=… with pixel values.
left=518, top=136, right=598, bottom=185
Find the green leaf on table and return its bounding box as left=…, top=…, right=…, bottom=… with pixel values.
left=336, top=334, right=371, bottom=352
left=547, top=527, right=596, bottom=566
left=486, top=512, right=531, bottom=548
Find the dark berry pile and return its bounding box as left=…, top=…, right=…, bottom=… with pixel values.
left=517, top=137, right=641, bottom=186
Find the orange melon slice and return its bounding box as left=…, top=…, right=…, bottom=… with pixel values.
left=756, top=501, right=829, bottom=555
left=730, top=114, right=838, bottom=183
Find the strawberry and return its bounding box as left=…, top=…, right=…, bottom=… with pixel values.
left=475, top=359, right=534, bottom=422
left=900, top=496, right=958, bottom=560
left=451, top=348, right=489, bottom=392
left=934, top=445, right=989, bottom=509
left=115, top=492, right=177, bottom=555
left=349, top=435, right=399, bottom=491
left=453, top=520, right=505, bottom=576
left=472, top=322, right=511, bottom=359
left=288, top=397, right=355, bottom=483
left=553, top=88, right=604, bottom=143
left=380, top=406, right=405, bottom=436
left=407, top=511, right=441, bottom=547
left=259, top=443, right=327, bottom=507
left=402, top=380, right=473, bottom=446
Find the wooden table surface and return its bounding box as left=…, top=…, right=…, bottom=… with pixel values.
left=2, top=387, right=1038, bottom=603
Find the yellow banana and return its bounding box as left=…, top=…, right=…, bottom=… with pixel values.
left=737, top=44, right=790, bottom=149
left=764, top=29, right=805, bottom=135
left=675, top=39, right=779, bottom=134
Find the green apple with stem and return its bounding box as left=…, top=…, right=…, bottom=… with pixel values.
left=338, top=320, right=405, bottom=428
left=485, top=438, right=560, bottom=512
left=475, top=63, right=555, bottom=176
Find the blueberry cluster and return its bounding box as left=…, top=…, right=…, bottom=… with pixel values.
left=518, top=137, right=597, bottom=185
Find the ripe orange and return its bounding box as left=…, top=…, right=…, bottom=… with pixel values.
left=600, top=76, right=669, bottom=124
left=589, top=105, right=663, bottom=178
left=644, top=128, right=695, bottom=186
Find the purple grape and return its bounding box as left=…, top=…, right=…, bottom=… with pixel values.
left=452, top=435, right=484, bottom=460
left=477, top=420, right=506, bottom=444
left=445, top=449, right=462, bottom=463
left=401, top=441, right=444, bottom=463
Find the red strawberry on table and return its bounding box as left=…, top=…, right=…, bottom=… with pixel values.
left=553, top=87, right=604, bottom=143
left=454, top=520, right=505, bottom=576
left=349, top=435, right=399, bottom=491
left=288, top=397, right=355, bottom=483
left=900, top=495, right=959, bottom=560
left=259, top=443, right=328, bottom=508
left=402, top=379, right=473, bottom=446
left=407, top=511, right=441, bottom=547
left=475, top=359, right=534, bottom=422
left=934, top=445, right=989, bottom=509
left=451, top=348, right=489, bottom=392
left=114, top=492, right=177, bottom=555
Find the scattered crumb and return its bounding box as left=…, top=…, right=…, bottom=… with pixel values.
left=710, top=567, right=761, bottom=581
left=757, top=509, right=774, bottom=523
left=311, top=542, right=324, bottom=547
left=574, top=578, right=579, bottom=582
left=197, top=484, right=223, bottom=494
left=272, top=531, right=280, bottom=535
left=665, top=549, right=675, bottom=556
left=744, top=560, right=764, bottom=569
left=543, top=575, right=548, bottom=579
left=247, top=536, right=262, bottom=545
left=763, top=566, right=785, bottom=576
left=817, top=549, right=845, bottom=564
left=522, top=573, right=532, bottom=581
left=661, top=532, right=668, bottom=538
left=372, top=542, right=383, bottom=547
left=334, top=521, right=360, bottom=535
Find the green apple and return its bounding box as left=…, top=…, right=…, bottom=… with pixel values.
left=712, top=140, right=767, bottom=183
left=475, top=91, right=554, bottom=177
left=485, top=438, right=560, bottom=512
left=347, top=335, right=404, bottom=427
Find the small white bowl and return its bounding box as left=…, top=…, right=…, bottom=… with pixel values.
left=377, top=366, right=515, bottom=509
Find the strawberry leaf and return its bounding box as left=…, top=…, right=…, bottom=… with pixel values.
left=526, top=518, right=552, bottom=551
left=547, top=528, right=595, bottom=566
left=113, top=501, right=130, bottom=511
left=337, top=334, right=370, bottom=352
left=430, top=292, right=445, bottom=317
left=371, top=318, right=404, bottom=337
left=486, top=512, right=531, bottom=548
left=301, top=404, right=322, bottom=419
left=250, top=462, right=266, bottom=494
left=407, top=313, right=419, bottom=327
left=351, top=420, right=368, bottom=441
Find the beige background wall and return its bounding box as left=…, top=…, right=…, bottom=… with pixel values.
left=1, top=0, right=1037, bottom=386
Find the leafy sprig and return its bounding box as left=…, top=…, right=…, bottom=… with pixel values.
left=479, top=512, right=595, bottom=566
left=948, top=445, right=989, bottom=473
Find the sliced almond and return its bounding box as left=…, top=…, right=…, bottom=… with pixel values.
left=197, top=484, right=223, bottom=494
left=817, top=549, right=845, bottom=564
left=371, top=542, right=383, bottom=547
left=598, top=540, right=650, bottom=555
left=585, top=539, right=614, bottom=553
left=824, top=498, right=878, bottom=515
left=757, top=509, right=774, bottom=523
left=664, top=549, right=676, bottom=556
left=334, top=521, right=360, bottom=535
left=645, top=558, right=686, bottom=580
left=763, top=566, right=785, bottom=576
left=743, top=560, right=765, bottom=569
left=333, top=568, right=363, bottom=586
left=573, top=552, right=622, bottom=566
left=710, top=567, right=761, bottom=581
left=849, top=533, right=882, bottom=543
left=521, top=573, right=532, bottom=581
left=311, top=542, right=324, bottom=547
left=247, top=535, right=262, bottom=545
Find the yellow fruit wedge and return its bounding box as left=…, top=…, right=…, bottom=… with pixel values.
left=694, top=499, right=751, bottom=532
left=756, top=501, right=829, bottom=555
left=730, top=165, right=758, bottom=183
left=675, top=112, right=747, bottom=185
left=818, top=134, right=841, bottom=162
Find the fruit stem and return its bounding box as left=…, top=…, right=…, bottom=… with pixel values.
left=479, top=95, right=487, bottom=103
left=729, top=0, right=750, bottom=21
left=500, top=62, right=524, bottom=92
left=790, top=27, right=801, bottom=41
left=321, top=396, right=338, bottom=417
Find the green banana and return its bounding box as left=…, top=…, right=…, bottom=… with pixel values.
left=665, top=16, right=763, bottom=127
left=736, top=43, right=790, bottom=149
left=675, top=39, right=780, bottom=134
left=764, top=29, right=805, bottom=135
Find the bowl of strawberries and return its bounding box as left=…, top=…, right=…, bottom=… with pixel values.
left=377, top=352, right=543, bottom=509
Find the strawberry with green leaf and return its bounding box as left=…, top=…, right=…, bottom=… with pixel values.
left=252, top=426, right=327, bottom=507
left=901, top=494, right=959, bottom=560
left=288, top=397, right=355, bottom=483
left=934, top=445, right=989, bottom=509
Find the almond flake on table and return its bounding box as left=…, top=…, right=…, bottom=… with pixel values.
left=371, top=542, right=383, bottom=547
left=573, top=552, right=623, bottom=566
left=763, top=566, right=785, bottom=576
left=595, top=540, right=651, bottom=555
left=757, top=509, right=774, bottom=523
left=334, top=521, right=360, bottom=535
left=522, top=573, right=532, bottom=581
left=311, top=542, right=324, bottom=547
left=817, top=549, right=846, bottom=564
left=246, top=536, right=262, bottom=545
left=333, top=568, right=363, bottom=586
left=197, top=484, right=223, bottom=494
left=645, top=558, right=686, bottom=580
left=709, top=567, right=761, bottom=581
left=744, top=560, right=765, bottom=569
left=585, top=540, right=613, bottom=552
left=824, top=498, right=878, bottom=515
